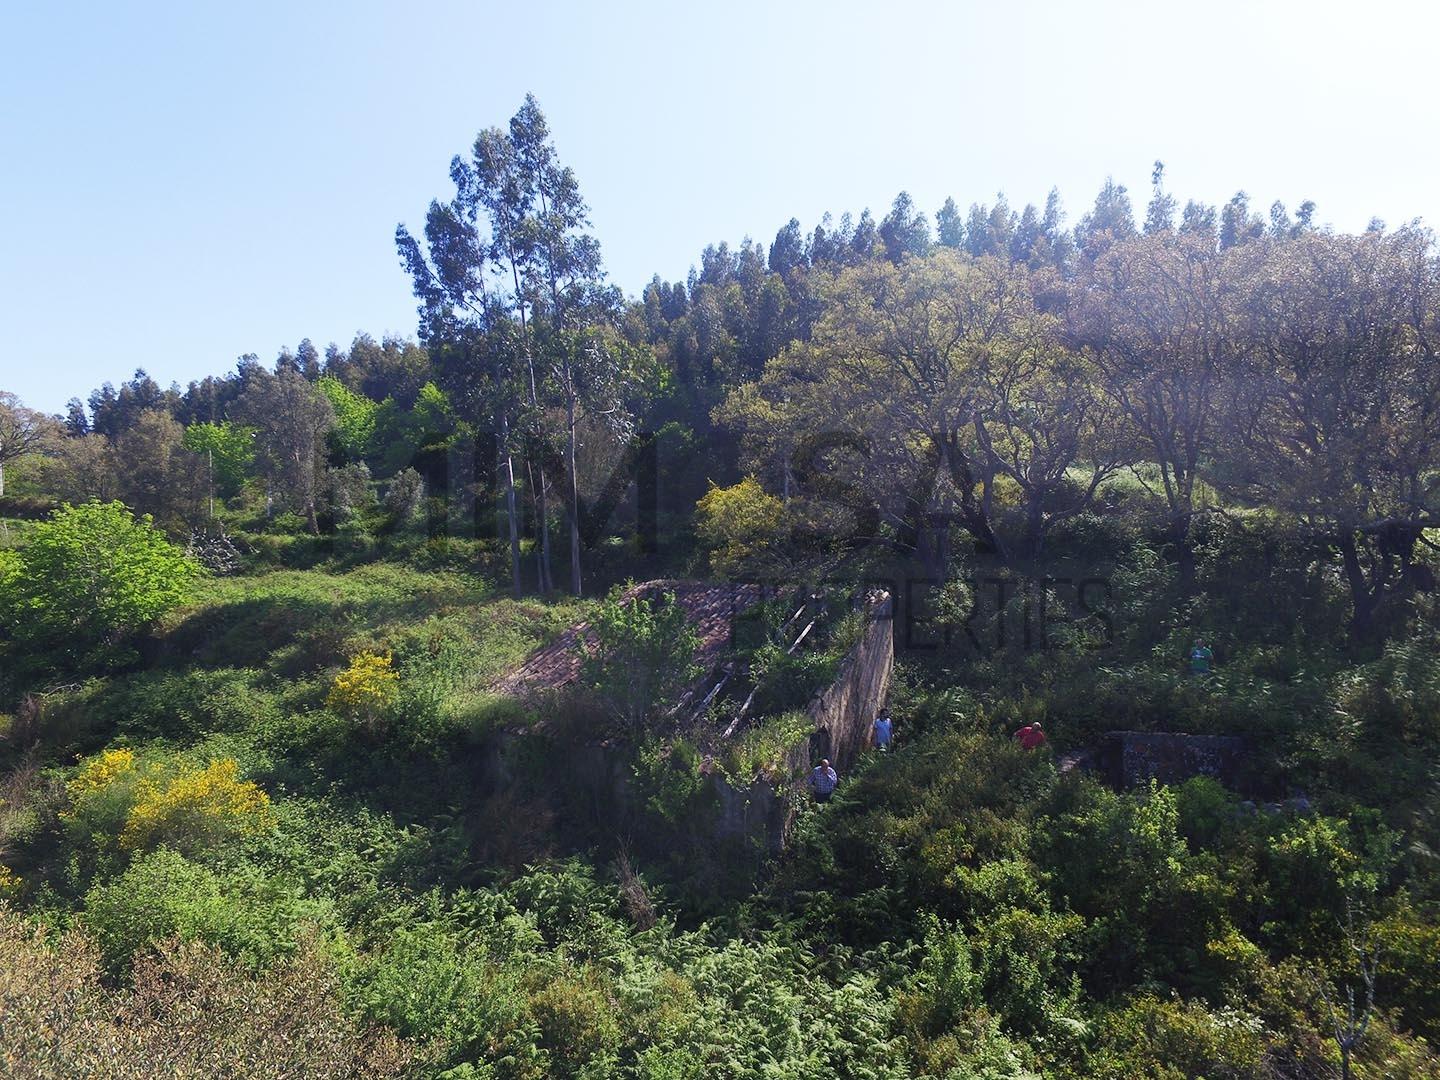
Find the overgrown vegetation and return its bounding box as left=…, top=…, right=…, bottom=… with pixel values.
left=1, top=94, right=1438, bottom=1076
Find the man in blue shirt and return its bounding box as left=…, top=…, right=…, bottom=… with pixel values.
left=808, top=759, right=838, bottom=802
left=1190, top=638, right=1214, bottom=676
left=872, top=708, right=894, bottom=752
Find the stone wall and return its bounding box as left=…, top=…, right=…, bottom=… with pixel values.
left=712, top=591, right=894, bottom=848
left=800, top=590, right=894, bottom=772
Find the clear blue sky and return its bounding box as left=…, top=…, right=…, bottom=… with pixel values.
left=3, top=0, right=1436, bottom=413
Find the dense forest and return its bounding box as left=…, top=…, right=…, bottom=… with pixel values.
left=1, top=95, right=1438, bottom=1078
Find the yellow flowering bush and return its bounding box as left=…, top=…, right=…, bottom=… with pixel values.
left=695, top=477, right=785, bottom=576
left=326, top=651, right=400, bottom=733
left=0, top=864, right=21, bottom=898
left=65, top=748, right=144, bottom=842
left=121, top=759, right=275, bottom=852
left=68, top=748, right=137, bottom=799
left=66, top=750, right=274, bottom=854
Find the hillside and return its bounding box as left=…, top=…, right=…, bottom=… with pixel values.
left=2, top=94, right=1440, bottom=1079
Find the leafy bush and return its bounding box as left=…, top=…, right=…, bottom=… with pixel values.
left=353, top=921, right=503, bottom=1045
left=0, top=758, right=63, bottom=884
left=583, top=589, right=700, bottom=732
left=121, top=758, right=274, bottom=852
left=1252, top=810, right=1399, bottom=954
left=327, top=460, right=375, bottom=521
left=721, top=710, right=811, bottom=781
left=64, top=748, right=146, bottom=848
left=747, top=642, right=839, bottom=716
left=1374, top=896, right=1440, bottom=1043
left=899, top=916, right=980, bottom=1036
left=384, top=467, right=427, bottom=526
left=0, top=501, right=198, bottom=670
left=1038, top=779, right=1233, bottom=993
left=632, top=738, right=710, bottom=823
left=57, top=667, right=282, bottom=744
left=530, top=973, right=623, bottom=1074
left=181, top=420, right=256, bottom=497
left=695, top=477, right=784, bottom=577
left=318, top=374, right=379, bottom=461
left=82, top=847, right=328, bottom=973
left=1090, top=995, right=1268, bottom=1080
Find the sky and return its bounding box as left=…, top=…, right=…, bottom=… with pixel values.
left=2, top=0, right=1437, bottom=413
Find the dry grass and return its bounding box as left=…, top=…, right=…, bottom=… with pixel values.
left=0, top=906, right=416, bottom=1079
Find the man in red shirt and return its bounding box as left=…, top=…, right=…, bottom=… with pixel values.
left=1014, top=721, right=1047, bottom=750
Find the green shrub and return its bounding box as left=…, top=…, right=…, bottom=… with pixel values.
left=747, top=642, right=838, bottom=716
left=1254, top=810, right=1398, bottom=954
left=1037, top=780, right=1234, bottom=994
left=0, top=501, right=198, bottom=671
left=902, top=916, right=980, bottom=1035
left=62, top=667, right=281, bottom=743
left=1374, top=896, right=1440, bottom=1043
left=531, top=973, right=623, bottom=1075
left=583, top=589, right=700, bottom=733
left=1175, top=776, right=1239, bottom=851
left=722, top=710, right=811, bottom=781
left=1091, top=995, right=1268, bottom=1080
left=633, top=738, right=709, bottom=823
left=82, top=847, right=329, bottom=974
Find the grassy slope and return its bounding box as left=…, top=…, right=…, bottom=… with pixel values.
left=4, top=530, right=1439, bottom=1077
left=7, top=562, right=590, bottom=894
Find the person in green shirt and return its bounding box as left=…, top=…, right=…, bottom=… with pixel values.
left=1189, top=637, right=1214, bottom=675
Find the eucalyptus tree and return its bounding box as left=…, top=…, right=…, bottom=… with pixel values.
left=1219, top=191, right=1265, bottom=250
left=87, top=370, right=177, bottom=440
left=473, top=112, right=554, bottom=592
left=935, top=197, right=964, bottom=249
left=395, top=175, right=525, bottom=596
left=1075, top=177, right=1137, bottom=261
left=768, top=217, right=806, bottom=276
left=235, top=367, right=335, bottom=535
left=879, top=191, right=931, bottom=263
left=401, top=94, right=625, bottom=596
left=63, top=398, right=89, bottom=437
left=509, top=93, right=625, bottom=597
left=1143, top=161, right=1177, bottom=234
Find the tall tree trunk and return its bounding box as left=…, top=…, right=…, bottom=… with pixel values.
left=531, top=426, right=553, bottom=593
left=298, top=448, right=319, bottom=535
left=498, top=409, right=522, bottom=598
left=1337, top=532, right=1380, bottom=641
left=0, top=461, right=6, bottom=499
left=525, top=454, right=552, bottom=593
left=538, top=473, right=553, bottom=593
left=1170, top=510, right=1196, bottom=588
left=509, top=251, right=552, bottom=593
left=567, top=389, right=582, bottom=596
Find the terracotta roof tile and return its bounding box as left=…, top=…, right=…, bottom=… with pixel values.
left=492, top=580, right=765, bottom=700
